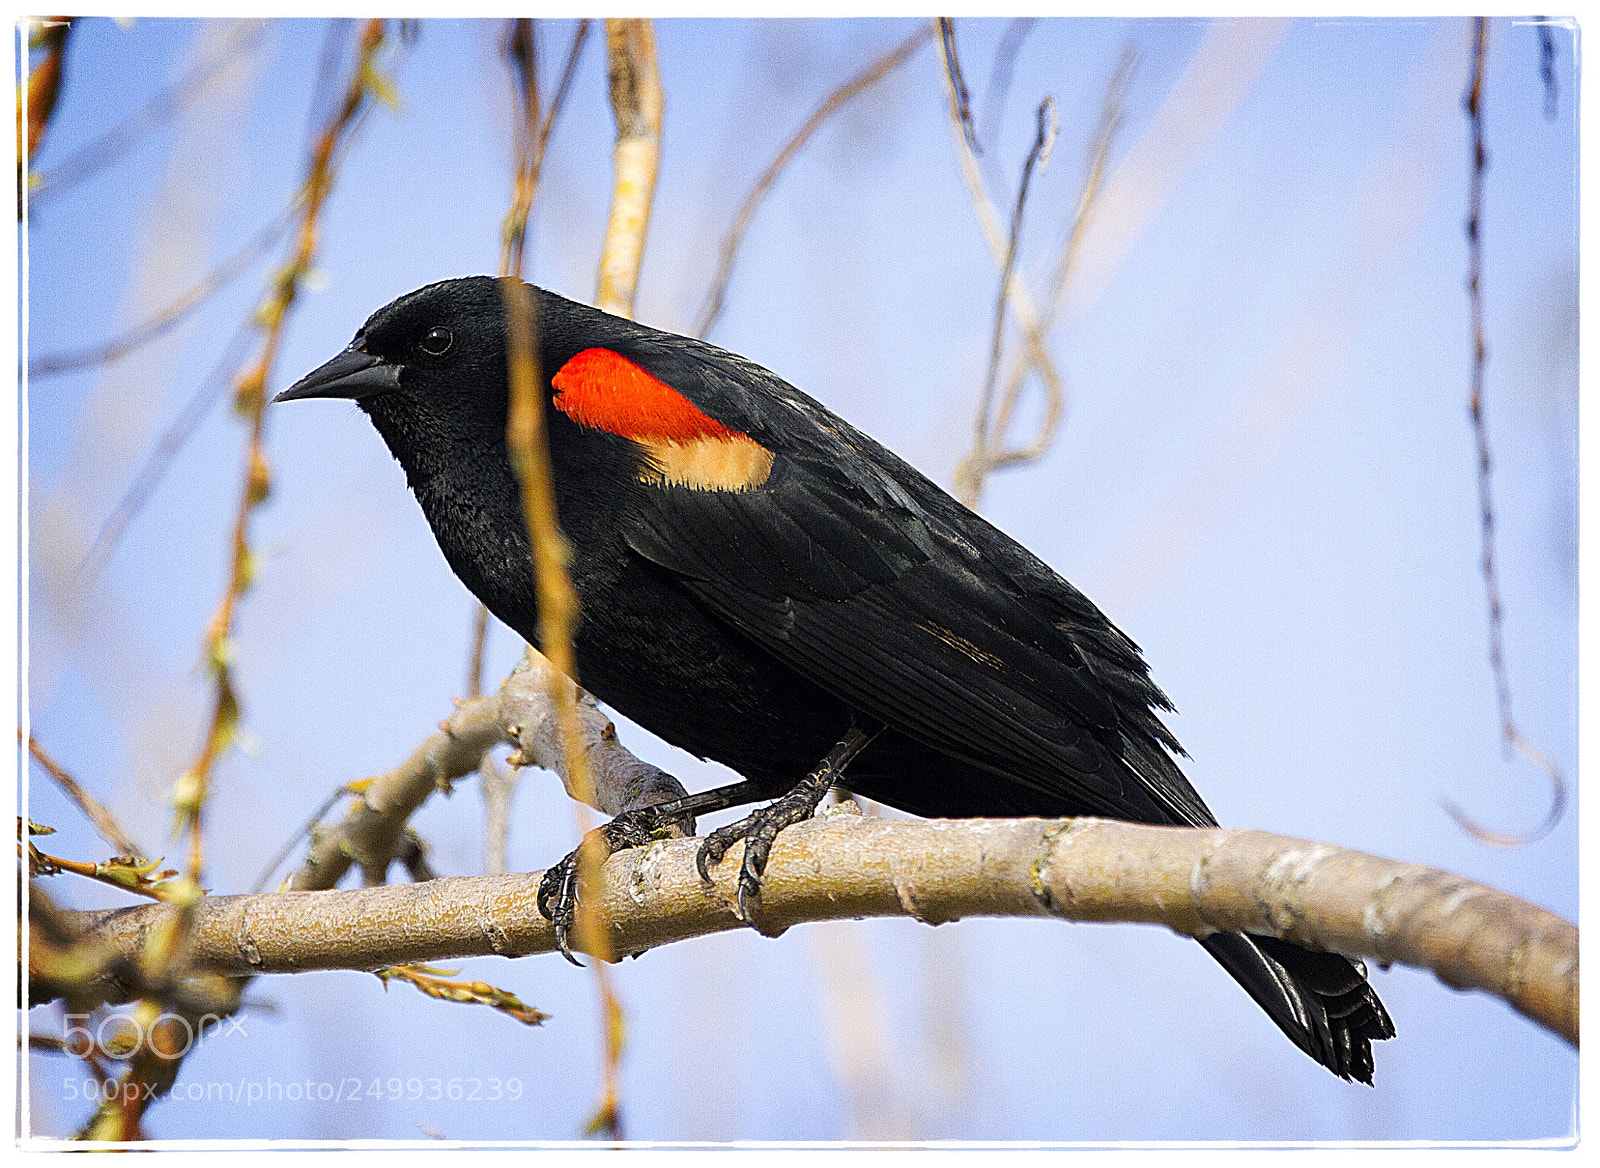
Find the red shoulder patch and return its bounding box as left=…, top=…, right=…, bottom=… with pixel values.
left=551, top=348, right=742, bottom=444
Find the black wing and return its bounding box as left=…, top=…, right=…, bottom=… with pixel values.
left=609, top=332, right=1214, bottom=829
left=591, top=323, right=1394, bottom=1084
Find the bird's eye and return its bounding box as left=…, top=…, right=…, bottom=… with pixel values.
left=418, top=326, right=453, bottom=358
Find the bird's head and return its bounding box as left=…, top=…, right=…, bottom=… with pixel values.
left=275, top=275, right=517, bottom=447
left=278, top=278, right=763, bottom=496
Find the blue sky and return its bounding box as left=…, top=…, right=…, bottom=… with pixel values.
left=22, top=16, right=1577, bottom=1143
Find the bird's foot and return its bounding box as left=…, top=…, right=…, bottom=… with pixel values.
left=695, top=778, right=832, bottom=930
left=537, top=805, right=690, bottom=965
left=696, top=724, right=881, bottom=930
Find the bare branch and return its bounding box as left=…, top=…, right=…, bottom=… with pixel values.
left=498, top=17, right=590, bottom=282
left=28, top=206, right=295, bottom=379
left=977, top=17, right=1036, bottom=150
left=75, top=319, right=257, bottom=585
left=499, top=18, right=541, bottom=278
left=505, top=276, right=621, bottom=1132
left=937, top=18, right=980, bottom=157
left=62, top=816, right=1578, bottom=1047
left=251, top=782, right=349, bottom=893
left=287, top=647, right=685, bottom=892
left=1537, top=18, right=1558, bottom=120
left=985, top=47, right=1136, bottom=475
left=1446, top=16, right=1566, bottom=847
left=568, top=18, right=667, bottom=1135
left=172, top=18, right=395, bottom=889
left=27, top=839, right=181, bottom=903
left=694, top=24, right=933, bottom=339
left=595, top=19, right=663, bottom=318
left=466, top=17, right=590, bottom=721
left=29, top=21, right=267, bottom=202
left=955, top=97, right=1056, bottom=508
left=1043, top=47, right=1137, bottom=332
left=26, top=734, right=145, bottom=859
left=937, top=24, right=1067, bottom=510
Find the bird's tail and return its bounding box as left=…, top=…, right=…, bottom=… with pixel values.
left=1199, top=932, right=1395, bottom=1084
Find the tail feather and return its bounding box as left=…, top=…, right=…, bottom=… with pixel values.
left=1109, top=728, right=1395, bottom=1081
left=1200, top=932, right=1395, bottom=1084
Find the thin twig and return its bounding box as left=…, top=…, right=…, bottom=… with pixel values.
left=26, top=841, right=181, bottom=903
left=375, top=963, right=548, bottom=1026
left=25, top=734, right=145, bottom=859
left=1043, top=48, right=1138, bottom=327
left=502, top=277, right=624, bottom=1139
left=936, top=21, right=1067, bottom=510
left=1537, top=18, right=1558, bottom=120
left=977, top=17, right=1036, bottom=151
left=476, top=13, right=593, bottom=884
left=938, top=18, right=980, bottom=158
left=249, top=782, right=352, bottom=894
left=73, top=88, right=391, bottom=583
left=29, top=1033, right=112, bottom=1085
left=1445, top=17, right=1566, bottom=849
left=467, top=17, right=590, bottom=696
left=171, top=19, right=393, bottom=889
left=75, top=319, right=258, bottom=584
left=465, top=18, right=546, bottom=712
left=303, top=19, right=353, bottom=143
left=954, top=98, right=1056, bottom=509
left=989, top=47, right=1136, bottom=454
left=19, top=16, right=72, bottom=215
left=569, top=19, right=665, bottom=1137
left=694, top=24, right=933, bottom=339
left=499, top=17, right=589, bottom=281
left=498, top=19, right=541, bottom=279
left=29, top=206, right=296, bottom=378
left=76, top=24, right=395, bottom=1143
left=30, top=21, right=267, bottom=202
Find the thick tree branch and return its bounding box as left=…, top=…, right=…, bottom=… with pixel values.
left=61, top=815, right=1576, bottom=1046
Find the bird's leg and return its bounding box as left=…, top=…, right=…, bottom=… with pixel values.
left=698, top=722, right=881, bottom=927
left=538, top=779, right=766, bottom=965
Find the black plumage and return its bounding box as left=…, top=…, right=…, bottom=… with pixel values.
left=278, top=276, right=1394, bottom=1083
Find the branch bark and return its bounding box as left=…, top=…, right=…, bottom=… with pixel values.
left=595, top=18, right=663, bottom=318
left=62, top=814, right=1577, bottom=1047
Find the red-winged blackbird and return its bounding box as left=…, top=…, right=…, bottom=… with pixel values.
left=278, top=276, right=1394, bottom=1082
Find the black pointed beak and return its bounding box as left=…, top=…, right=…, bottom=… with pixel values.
left=275, top=346, right=403, bottom=403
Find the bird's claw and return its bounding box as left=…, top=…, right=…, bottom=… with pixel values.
left=536, top=859, right=586, bottom=966
left=538, top=805, right=688, bottom=965
left=695, top=784, right=828, bottom=930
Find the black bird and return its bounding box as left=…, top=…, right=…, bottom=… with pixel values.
left=278, top=276, right=1394, bottom=1082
